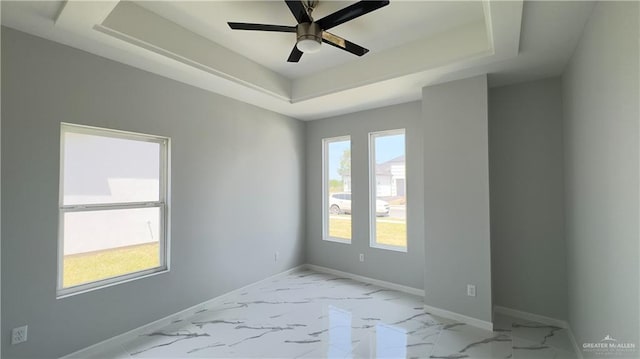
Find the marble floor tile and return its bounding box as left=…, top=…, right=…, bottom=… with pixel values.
left=512, top=336, right=577, bottom=359
left=504, top=315, right=577, bottom=359
left=77, top=269, right=577, bottom=359
left=428, top=322, right=513, bottom=359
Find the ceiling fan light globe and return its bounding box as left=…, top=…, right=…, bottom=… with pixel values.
left=297, top=38, right=322, bottom=53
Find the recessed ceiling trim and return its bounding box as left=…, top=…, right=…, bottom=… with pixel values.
left=95, top=1, right=513, bottom=105
left=101, top=1, right=291, bottom=101
left=482, top=0, right=495, bottom=52
left=291, top=20, right=492, bottom=103
left=93, top=24, right=288, bottom=103
left=287, top=0, right=523, bottom=103
left=55, top=0, right=120, bottom=31
left=487, top=0, right=523, bottom=57
left=3, top=0, right=528, bottom=121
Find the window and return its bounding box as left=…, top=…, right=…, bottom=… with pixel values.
left=369, top=129, right=407, bottom=251
left=323, top=136, right=351, bottom=243
left=58, top=123, right=169, bottom=296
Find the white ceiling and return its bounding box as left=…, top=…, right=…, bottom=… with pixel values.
left=134, top=1, right=485, bottom=79
left=1, top=1, right=594, bottom=120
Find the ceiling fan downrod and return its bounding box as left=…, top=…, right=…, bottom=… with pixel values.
left=302, top=0, right=319, bottom=19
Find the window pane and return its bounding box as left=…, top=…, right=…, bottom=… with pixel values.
left=325, top=138, right=351, bottom=241
left=63, top=131, right=161, bottom=205
left=371, top=131, right=407, bottom=249
left=62, top=207, right=161, bottom=288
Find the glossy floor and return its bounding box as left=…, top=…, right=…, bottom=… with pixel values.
left=75, top=269, right=577, bottom=358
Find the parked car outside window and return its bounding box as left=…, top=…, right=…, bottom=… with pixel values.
left=329, top=192, right=390, bottom=216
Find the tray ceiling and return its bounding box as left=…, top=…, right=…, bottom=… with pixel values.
left=0, top=1, right=592, bottom=120
left=134, top=1, right=486, bottom=80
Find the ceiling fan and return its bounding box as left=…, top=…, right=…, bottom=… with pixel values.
left=228, top=0, right=390, bottom=63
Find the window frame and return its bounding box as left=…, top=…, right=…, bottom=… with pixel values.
left=322, top=135, right=352, bottom=244
left=57, top=123, right=170, bottom=298
left=368, top=128, right=407, bottom=252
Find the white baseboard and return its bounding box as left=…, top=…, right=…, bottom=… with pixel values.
left=493, top=306, right=583, bottom=359
left=423, top=303, right=493, bottom=331
left=493, top=305, right=568, bottom=328
left=59, top=265, right=305, bottom=359
left=306, top=265, right=495, bottom=331
left=304, top=264, right=425, bottom=297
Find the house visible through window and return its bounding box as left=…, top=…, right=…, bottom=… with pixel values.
left=323, top=136, right=352, bottom=243
left=369, top=129, right=407, bottom=251
left=58, top=123, right=169, bottom=296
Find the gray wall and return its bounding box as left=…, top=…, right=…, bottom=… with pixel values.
left=489, top=78, right=568, bottom=320
left=423, top=75, right=493, bottom=324
left=0, top=18, right=3, bottom=359
left=1, top=28, right=306, bottom=358
left=305, top=102, right=425, bottom=290
left=562, top=1, right=640, bottom=355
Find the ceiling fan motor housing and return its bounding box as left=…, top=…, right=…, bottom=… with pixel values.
left=296, top=22, right=322, bottom=52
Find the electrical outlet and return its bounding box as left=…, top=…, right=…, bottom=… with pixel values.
left=467, top=284, right=476, bottom=297
left=359, top=253, right=364, bottom=262
left=11, top=325, right=28, bottom=345
left=274, top=251, right=279, bottom=262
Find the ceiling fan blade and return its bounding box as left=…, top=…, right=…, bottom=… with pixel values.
left=228, top=22, right=296, bottom=33
left=287, top=46, right=304, bottom=62
left=285, top=0, right=312, bottom=24
left=322, top=31, right=369, bottom=56
left=316, top=0, right=390, bottom=31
